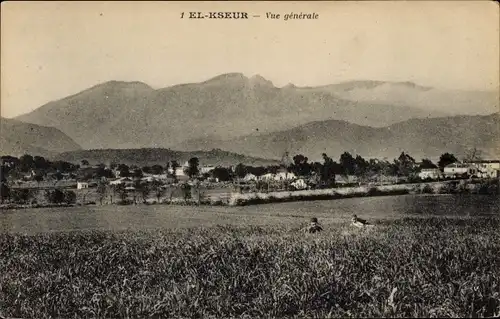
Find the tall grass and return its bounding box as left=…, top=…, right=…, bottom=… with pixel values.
left=1, top=217, right=499, bottom=318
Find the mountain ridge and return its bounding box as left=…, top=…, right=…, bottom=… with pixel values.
left=175, top=113, right=500, bottom=162
left=14, top=74, right=459, bottom=150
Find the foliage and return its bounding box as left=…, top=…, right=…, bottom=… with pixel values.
left=320, top=153, right=336, bottom=187
left=1, top=183, right=10, bottom=203
left=45, top=189, right=77, bottom=204
left=132, top=168, right=143, bottom=179
left=170, top=161, right=179, bottom=182
left=1, top=217, right=499, bottom=318
left=180, top=183, right=192, bottom=200
left=117, top=164, right=130, bottom=178
left=136, top=182, right=151, bottom=204
left=419, top=158, right=438, bottom=169
left=185, top=157, right=200, bottom=178
left=394, top=152, right=417, bottom=177
left=96, top=182, right=108, bottom=205
left=33, top=174, right=44, bottom=183
left=10, top=189, right=34, bottom=204
left=211, top=167, right=233, bottom=182
left=150, top=164, right=164, bottom=175
left=64, top=190, right=77, bottom=204
left=234, top=163, right=247, bottom=179
left=290, top=154, right=312, bottom=176
left=438, top=153, right=458, bottom=170
left=151, top=180, right=166, bottom=202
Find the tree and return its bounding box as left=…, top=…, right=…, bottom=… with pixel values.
left=81, top=159, right=90, bottom=167
left=51, top=160, right=77, bottom=173
left=19, top=154, right=34, bottom=172
left=394, top=152, right=416, bottom=177
left=420, top=159, right=438, bottom=169
left=438, top=153, right=458, bottom=171
left=142, top=166, right=151, bottom=174
left=151, top=180, right=166, bottom=202
left=151, top=164, right=164, bottom=175
left=321, top=153, right=336, bottom=187
left=33, top=156, right=50, bottom=170
left=185, top=157, right=200, bottom=178
left=117, top=164, right=130, bottom=178
left=96, top=181, right=108, bottom=205
left=135, top=181, right=150, bottom=204
left=64, top=190, right=77, bottom=204
left=53, top=171, right=64, bottom=183
left=11, top=189, right=34, bottom=204
left=234, top=163, right=247, bottom=179
left=181, top=183, right=192, bottom=201
left=246, top=165, right=267, bottom=177
left=463, top=147, right=482, bottom=163
left=354, top=155, right=369, bottom=177
left=280, top=152, right=293, bottom=170
left=170, top=161, right=179, bottom=182
left=1, top=182, right=10, bottom=204
left=45, top=189, right=65, bottom=204
left=33, top=174, right=44, bottom=185
left=339, top=152, right=356, bottom=176
left=113, top=184, right=128, bottom=203
left=291, top=154, right=311, bottom=176
left=132, top=168, right=143, bottom=179
left=211, top=167, right=233, bottom=182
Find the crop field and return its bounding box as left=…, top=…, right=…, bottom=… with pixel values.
left=1, top=195, right=499, bottom=318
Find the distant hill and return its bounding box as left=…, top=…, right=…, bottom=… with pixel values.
left=313, top=80, right=499, bottom=115
left=53, top=148, right=279, bottom=167
left=175, top=113, right=500, bottom=162
left=15, top=74, right=449, bottom=150
left=0, top=117, right=82, bottom=158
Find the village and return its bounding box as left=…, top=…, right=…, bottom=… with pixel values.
left=1, top=151, right=499, bottom=207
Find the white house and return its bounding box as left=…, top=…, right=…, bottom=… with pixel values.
left=418, top=168, right=443, bottom=180
left=243, top=173, right=258, bottom=182
left=77, top=182, right=89, bottom=189
left=200, top=165, right=216, bottom=174
left=109, top=177, right=133, bottom=186
left=465, top=160, right=500, bottom=178
left=141, top=176, right=155, bottom=183
left=291, top=179, right=308, bottom=190
left=443, top=163, right=478, bottom=177
left=274, top=171, right=297, bottom=181
left=260, top=173, right=275, bottom=181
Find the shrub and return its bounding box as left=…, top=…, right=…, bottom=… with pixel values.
left=11, top=189, right=34, bottom=204
left=63, top=190, right=76, bottom=204
left=421, top=184, right=434, bottom=194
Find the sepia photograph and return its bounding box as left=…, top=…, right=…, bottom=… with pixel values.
left=1, top=1, right=499, bottom=318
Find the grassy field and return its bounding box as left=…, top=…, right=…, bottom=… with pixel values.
left=1, top=216, right=499, bottom=318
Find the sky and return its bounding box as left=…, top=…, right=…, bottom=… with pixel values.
left=1, top=1, right=499, bottom=118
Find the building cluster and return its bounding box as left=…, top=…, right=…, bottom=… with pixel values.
left=418, top=160, right=500, bottom=180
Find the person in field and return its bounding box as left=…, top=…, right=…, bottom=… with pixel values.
left=304, top=217, right=323, bottom=233
left=351, top=214, right=374, bottom=228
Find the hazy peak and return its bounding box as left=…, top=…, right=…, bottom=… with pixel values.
left=249, top=74, right=274, bottom=87
left=204, top=73, right=248, bottom=83
left=95, top=80, right=153, bottom=90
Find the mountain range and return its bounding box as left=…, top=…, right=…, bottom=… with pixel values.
left=176, top=113, right=499, bottom=162
left=15, top=74, right=461, bottom=150
left=5, top=73, right=499, bottom=163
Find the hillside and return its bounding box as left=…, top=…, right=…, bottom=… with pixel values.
left=53, top=148, right=279, bottom=167
left=15, top=74, right=448, bottom=150
left=176, top=113, right=500, bottom=162
left=0, top=118, right=82, bottom=158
